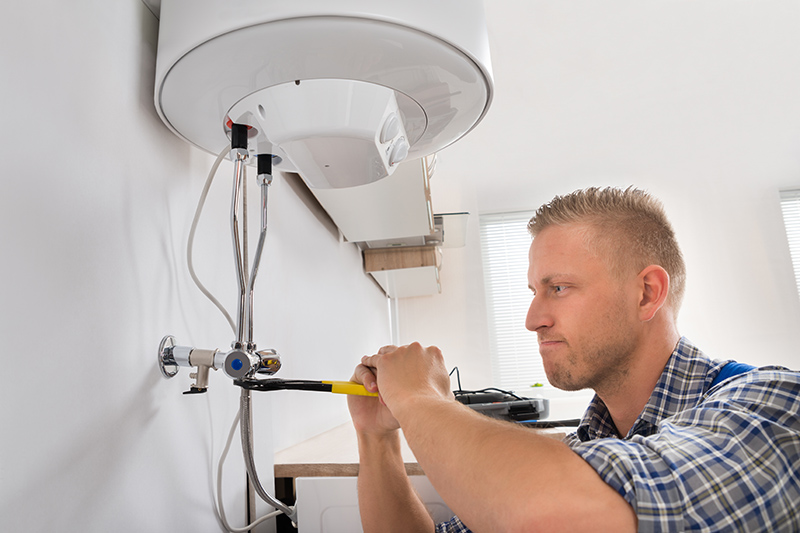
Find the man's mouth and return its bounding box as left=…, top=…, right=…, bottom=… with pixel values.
left=538, top=338, right=565, bottom=348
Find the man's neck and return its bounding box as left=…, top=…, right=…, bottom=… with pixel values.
left=596, top=327, right=681, bottom=437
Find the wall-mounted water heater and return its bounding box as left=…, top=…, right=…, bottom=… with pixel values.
left=153, top=0, right=493, bottom=189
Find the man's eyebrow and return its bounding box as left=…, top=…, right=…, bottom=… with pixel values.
left=540, top=274, right=566, bottom=285
left=530, top=274, right=574, bottom=290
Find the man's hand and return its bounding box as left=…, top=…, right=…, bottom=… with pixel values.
left=359, top=342, right=453, bottom=419
left=348, top=345, right=438, bottom=533
left=347, top=351, right=401, bottom=436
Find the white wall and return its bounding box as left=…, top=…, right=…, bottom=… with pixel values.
left=0, top=2, right=389, bottom=532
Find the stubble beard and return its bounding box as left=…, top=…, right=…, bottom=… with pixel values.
left=546, top=334, right=637, bottom=393
left=544, top=297, right=638, bottom=393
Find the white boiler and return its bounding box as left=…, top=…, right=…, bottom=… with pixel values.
left=153, top=0, right=494, bottom=188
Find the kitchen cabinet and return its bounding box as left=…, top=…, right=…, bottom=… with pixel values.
left=363, top=245, right=441, bottom=298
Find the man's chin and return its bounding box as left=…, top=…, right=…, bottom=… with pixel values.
left=544, top=369, right=588, bottom=392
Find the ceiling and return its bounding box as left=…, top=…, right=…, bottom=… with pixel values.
left=144, top=1, right=800, bottom=214
left=437, top=0, right=800, bottom=214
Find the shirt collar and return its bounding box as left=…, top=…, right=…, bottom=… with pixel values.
left=575, top=337, right=727, bottom=442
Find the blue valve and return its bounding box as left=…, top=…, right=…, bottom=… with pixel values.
left=224, top=349, right=256, bottom=379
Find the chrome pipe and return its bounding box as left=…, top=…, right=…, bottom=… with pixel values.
left=245, top=180, right=270, bottom=344
left=242, top=162, right=249, bottom=321
left=240, top=389, right=297, bottom=522
left=230, top=150, right=248, bottom=343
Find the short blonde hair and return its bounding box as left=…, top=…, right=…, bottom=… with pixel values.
left=528, top=187, right=686, bottom=313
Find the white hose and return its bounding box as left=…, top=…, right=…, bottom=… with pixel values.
left=187, top=146, right=237, bottom=336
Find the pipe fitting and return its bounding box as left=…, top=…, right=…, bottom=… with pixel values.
left=224, top=348, right=259, bottom=379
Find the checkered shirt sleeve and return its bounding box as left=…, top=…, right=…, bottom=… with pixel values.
left=435, top=515, right=472, bottom=533
left=570, top=369, right=800, bottom=531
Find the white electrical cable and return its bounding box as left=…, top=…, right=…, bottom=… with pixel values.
left=215, top=408, right=284, bottom=532
left=187, top=146, right=237, bottom=336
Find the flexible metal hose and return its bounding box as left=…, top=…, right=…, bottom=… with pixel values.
left=240, top=389, right=297, bottom=523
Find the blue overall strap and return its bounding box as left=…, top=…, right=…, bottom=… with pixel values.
left=711, top=361, right=757, bottom=388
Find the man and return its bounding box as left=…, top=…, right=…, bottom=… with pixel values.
left=349, top=187, right=800, bottom=532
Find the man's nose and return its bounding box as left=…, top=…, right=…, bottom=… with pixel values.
left=525, top=295, right=552, bottom=332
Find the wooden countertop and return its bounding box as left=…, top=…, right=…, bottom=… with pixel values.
left=274, top=421, right=423, bottom=478
left=274, top=420, right=569, bottom=479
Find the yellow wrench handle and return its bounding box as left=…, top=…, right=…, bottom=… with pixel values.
left=323, top=381, right=379, bottom=397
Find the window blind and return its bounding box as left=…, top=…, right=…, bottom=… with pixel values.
left=479, top=211, right=548, bottom=395
left=780, top=189, right=800, bottom=300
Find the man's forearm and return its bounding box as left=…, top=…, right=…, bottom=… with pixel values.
left=356, top=430, right=435, bottom=533
left=394, top=398, right=636, bottom=532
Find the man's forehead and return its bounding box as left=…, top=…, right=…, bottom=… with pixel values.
left=528, top=224, right=606, bottom=280
left=529, top=223, right=595, bottom=258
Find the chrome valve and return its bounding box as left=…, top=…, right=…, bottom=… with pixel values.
left=158, top=335, right=281, bottom=393
left=223, top=347, right=282, bottom=379
left=158, top=335, right=225, bottom=394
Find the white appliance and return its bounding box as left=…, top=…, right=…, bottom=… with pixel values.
left=153, top=0, right=494, bottom=188
left=296, top=476, right=453, bottom=532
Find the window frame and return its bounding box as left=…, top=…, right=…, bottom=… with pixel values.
left=780, top=188, right=800, bottom=301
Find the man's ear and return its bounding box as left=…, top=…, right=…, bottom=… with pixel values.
left=638, top=265, right=670, bottom=322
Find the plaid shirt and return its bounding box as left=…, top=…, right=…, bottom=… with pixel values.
left=436, top=338, right=800, bottom=532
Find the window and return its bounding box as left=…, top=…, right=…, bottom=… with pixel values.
left=479, top=211, right=547, bottom=395
left=780, top=189, right=800, bottom=300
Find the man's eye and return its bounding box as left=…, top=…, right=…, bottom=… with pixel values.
left=553, top=286, right=567, bottom=293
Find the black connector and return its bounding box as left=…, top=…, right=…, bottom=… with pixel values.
left=257, top=154, right=273, bottom=176
left=230, top=123, right=248, bottom=150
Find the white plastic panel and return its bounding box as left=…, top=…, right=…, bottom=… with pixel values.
left=311, top=157, right=432, bottom=242
left=296, top=476, right=453, bottom=532
left=228, top=79, right=412, bottom=188
left=157, top=16, right=490, bottom=156
left=438, top=212, right=470, bottom=248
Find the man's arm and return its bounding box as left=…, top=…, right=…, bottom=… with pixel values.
left=348, top=362, right=434, bottom=533
left=356, top=429, right=435, bottom=533
left=362, top=343, right=637, bottom=533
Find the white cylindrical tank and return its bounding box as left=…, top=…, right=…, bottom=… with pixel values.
left=154, top=0, right=493, bottom=188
